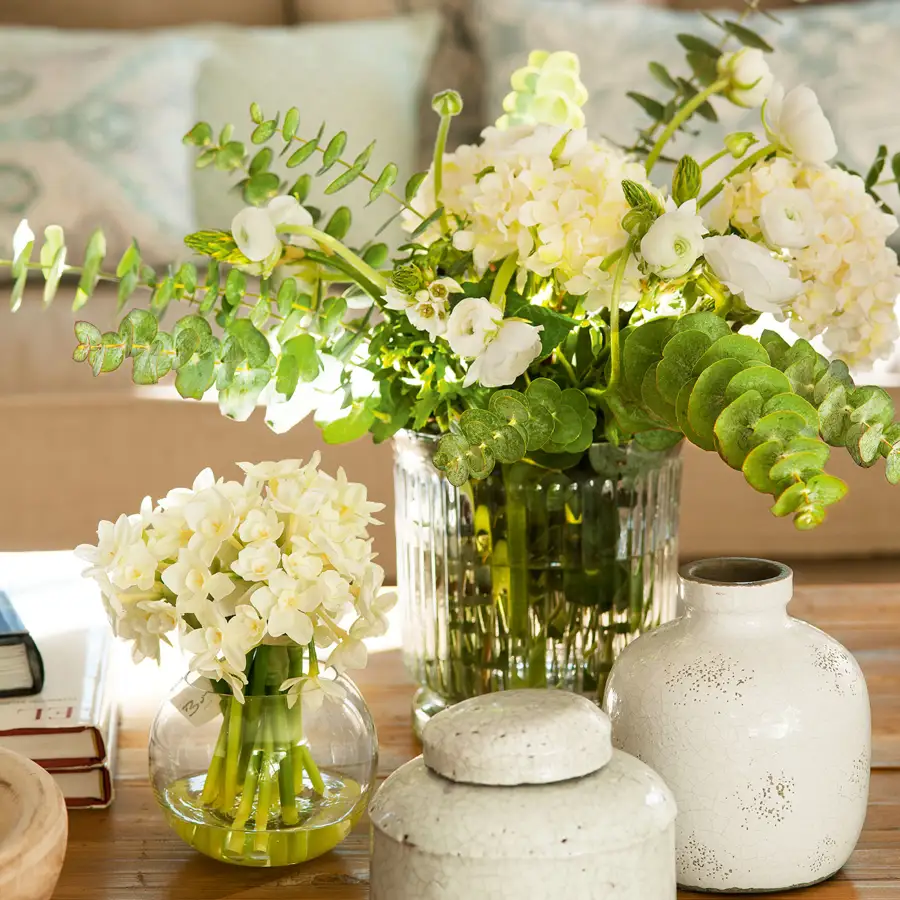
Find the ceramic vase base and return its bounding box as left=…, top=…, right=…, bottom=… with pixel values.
left=678, top=868, right=841, bottom=894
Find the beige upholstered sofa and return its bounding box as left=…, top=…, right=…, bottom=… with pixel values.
left=1, top=0, right=896, bottom=578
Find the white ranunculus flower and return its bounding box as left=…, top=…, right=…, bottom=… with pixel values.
left=703, top=235, right=803, bottom=314
left=231, top=207, right=280, bottom=263
left=717, top=48, right=774, bottom=109
left=759, top=188, right=821, bottom=250
left=640, top=199, right=707, bottom=279
left=231, top=540, right=282, bottom=582
left=445, top=296, right=504, bottom=358
left=266, top=195, right=315, bottom=248
left=765, top=83, right=838, bottom=166
left=464, top=319, right=544, bottom=388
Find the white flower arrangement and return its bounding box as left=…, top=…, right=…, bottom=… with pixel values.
left=76, top=456, right=393, bottom=706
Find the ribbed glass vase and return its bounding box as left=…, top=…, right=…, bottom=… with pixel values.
left=393, top=431, right=683, bottom=732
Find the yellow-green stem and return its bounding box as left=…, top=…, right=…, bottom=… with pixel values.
left=488, top=252, right=519, bottom=313
left=278, top=225, right=387, bottom=293
left=700, top=147, right=732, bottom=170
left=605, top=240, right=636, bottom=396
left=644, top=79, right=730, bottom=176
left=432, top=114, right=453, bottom=234
left=699, top=143, right=778, bottom=209
left=221, top=697, right=243, bottom=812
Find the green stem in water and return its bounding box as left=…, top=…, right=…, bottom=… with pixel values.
left=278, top=225, right=387, bottom=294
left=253, top=715, right=276, bottom=852
left=698, top=143, right=778, bottom=209
left=221, top=696, right=244, bottom=813
left=488, top=252, right=519, bottom=313
left=200, top=707, right=229, bottom=805
left=432, top=113, right=453, bottom=234
left=274, top=701, right=299, bottom=826
left=644, top=79, right=730, bottom=176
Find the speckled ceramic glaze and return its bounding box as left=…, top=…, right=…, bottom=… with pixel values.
left=370, top=689, right=677, bottom=899
left=604, top=558, right=871, bottom=893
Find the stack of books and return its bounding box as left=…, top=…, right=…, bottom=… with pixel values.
left=0, top=551, right=118, bottom=808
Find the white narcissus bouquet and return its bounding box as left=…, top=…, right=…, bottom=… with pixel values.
left=77, top=456, right=393, bottom=705
left=7, top=1, right=900, bottom=532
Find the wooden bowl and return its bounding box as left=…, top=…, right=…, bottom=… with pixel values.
left=0, top=747, right=68, bottom=900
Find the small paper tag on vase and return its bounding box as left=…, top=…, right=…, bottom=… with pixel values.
left=172, top=678, right=222, bottom=726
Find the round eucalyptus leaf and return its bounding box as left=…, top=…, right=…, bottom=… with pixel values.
left=769, top=449, right=828, bottom=483
left=491, top=424, right=527, bottom=464
left=696, top=334, right=769, bottom=373
left=794, top=505, right=826, bottom=531
left=849, top=386, right=895, bottom=428
left=524, top=404, right=555, bottom=451
left=752, top=409, right=810, bottom=445
left=742, top=440, right=784, bottom=495
left=886, top=449, right=900, bottom=485
left=814, top=359, right=854, bottom=405
left=846, top=422, right=884, bottom=468
left=551, top=405, right=583, bottom=444
left=670, top=311, right=731, bottom=343
left=460, top=409, right=503, bottom=446
left=805, top=473, right=848, bottom=507
left=763, top=393, right=820, bottom=434
left=560, top=388, right=589, bottom=417
left=623, top=318, right=673, bottom=394
left=714, top=390, right=763, bottom=468
left=634, top=429, right=683, bottom=451
left=465, top=443, right=496, bottom=479
left=641, top=364, right=679, bottom=427
left=657, top=330, right=712, bottom=405
left=725, top=366, right=791, bottom=405
left=688, top=357, right=745, bottom=450
left=783, top=357, right=817, bottom=401
left=489, top=389, right=531, bottom=428
left=526, top=377, right=562, bottom=410
left=771, top=481, right=808, bottom=517
left=676, top=378, right=706, bottom=449
left=564, top=410, right=596, bottom=453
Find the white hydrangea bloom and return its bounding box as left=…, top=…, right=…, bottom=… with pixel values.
left=403, top=123, right=647, bottom=305
left=713, top=156, right=900, bottom=366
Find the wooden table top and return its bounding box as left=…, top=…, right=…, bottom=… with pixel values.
left=53, top=583, right=900, bottom=900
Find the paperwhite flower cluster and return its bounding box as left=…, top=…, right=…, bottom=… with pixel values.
left=75, top=457, right=394, bottom=703
left=403, top=123, right=649, bottom=310
left=711, top=155, right=900, bottom=364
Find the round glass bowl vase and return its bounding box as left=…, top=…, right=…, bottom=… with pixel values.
left=149, top=674, right=377, bottom=867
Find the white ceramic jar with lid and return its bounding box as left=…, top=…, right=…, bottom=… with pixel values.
left=369, top=689, right=677, bottom=899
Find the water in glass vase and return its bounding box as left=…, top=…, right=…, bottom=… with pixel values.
left=394, top=433, right=682, bottom=734
left=159, top=770, right=363, bottom=866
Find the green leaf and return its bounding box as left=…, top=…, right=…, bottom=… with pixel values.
left=722, top=20, right=774, bottom=52
left=287, top=138, right=320, bottom=168
left=132, top=334, right=174, bottom=384
left=116, top=269, right=138, bottom=311
left=648, top=61, right=679, bottom=90
left=814, top=359, right=854, bottom=405
left=119, top=309, right=158, bottom=356
left=657, top=330, right=712, bottom=405
left=322, top=404, right=376, bottom=443
left=465, top=443, right=496, bottom=479
left=174, top=352, right=216, bottom=400
left=434, top=434, right=470, bottom=486
left=409, top=206, right=444, bottom=241
left=763, top=393, right=820, bottom=434
left=115, top=240, right=141, bottom=278
left=886, top=446, right=900, bottom=485
left=326, top=161, right=367, bottom=194
left=225, top=269, right=247, bottom=307
left=282, top=107, right=300, bottom=142
left=215, top=141, right=247, bottom=171
left=219, top=368, right=270, bottom=421
left=525, top=377, right=562, bottom=410
left=324, top=207, right=352, bottom=241
left=505, top=294, right=577, bottom=356
left=524, top=405, right=555, bottom=450
left=672, top=156, right=702, bottom=204
left=363, top=243, right=389, bottom=268
left=742, top=440, right=784, bottom=494
left=250, top=296, right=271, bottom=330
left=626, top=92, right=666, bottom=120
left=846, top=422, right=883, bottom=468
left=687, top=357, right=745, bottom=450
left=849, top=385, right=895, bottom=427
left=725, top=366, right=791, bottom=404
left=275, top=279, right=297, bottom=318
left=759, top=329, right=790, bottom=369
left=283, top=334, right=320, bottom=384
left=183, top=122, right=213, bottom=146
left=275, top=354, right=299, bottom=400
left=318, top=296, right=347, bottom=336
left=249, top=147, right=274, bottom=176
left=317, top=131, right=347, bottom=175
left=243, top=172, right=281, bottom=205
left=771, top=482, right=808, bottom=517
left=369, top=163, right=399, bottom=204
left=676, top=378, right=706, bottom=448
left=250, top=102, right=264, bottom=124
left=671, top=311, right=731, bottom=343
left=753, top=409, right=811, bottom=445
left=491, top=425, right=527, bottom=464
left=642, top=364, right=679, bottom=428
left=635, top=429, right=683, bottom=451
left=550, top=405, right=582, bottom=445
left=818, top=384, right=852, bottom=446
left=228, top=319, right=270, bottom=368
left=460, top=408, right=504, bottom=446
left=695, top=334, right=769, bottom=372
left=40, top=225, right=67, bottom=307
left=289, top=174, right=313, bottom=203
left=677, top=33, right=723, bottom=58
left=72, top=229, right=106, bottom=312
left=623, top=317, right=673, bottom=394
left=405, top=171, right=427, bottom=202
left=686, top=51, right=720, bottom=87
left=865, top=144, right=888, bottom=190
left=251, top=119, right=279, bottom=144
left=199, top=261, right=220, bottom=315
left=769, top=438, right=830, bottom=482
left=805, top=474, right=848, bottom=507
left=715, top=390, right=763, bottom=468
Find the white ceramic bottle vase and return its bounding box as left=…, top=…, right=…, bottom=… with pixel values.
left=604, top=557, right=870, bottom=893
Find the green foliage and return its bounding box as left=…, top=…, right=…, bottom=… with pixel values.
left=672, top=156, right=702, bottom=205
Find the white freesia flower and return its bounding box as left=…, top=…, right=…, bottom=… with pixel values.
left=282, top=547, right=324, bottom=582
left=445, top=296, right=504, bottom=358
left=222, top=604, right=266, bottom=671
left=349, top=565, right=397, bottom=640
left=464, top=319, right=544, bottom=388
left=280, top=674, right=347, bottom=714
left=765, top=83, right=837, bottom=166
left=640, top=199, right=707, bottom=278
left=717, top=48, right=774, bottom=109
left=231, top=540, right=282, bottom=582
left=327, top=637, right=368, bottom=674
left=703, top=235, right=803, bottom=314
left=250, top=569, right=317, bottom=645
left=184, top=487, right=238, bottom=564
left=161, top=548, right=234, bottom=625
left=759, top=188, right=821, bottom=250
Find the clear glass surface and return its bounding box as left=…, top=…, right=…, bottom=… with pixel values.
left=149, top=672, right=377, bottom=867
left=393, top=432, right=682, bottom=732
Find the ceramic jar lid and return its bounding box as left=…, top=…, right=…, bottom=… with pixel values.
left=423, top=689, right=612, bottom=785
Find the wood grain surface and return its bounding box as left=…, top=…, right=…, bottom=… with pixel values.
left=53, top=583, right=900, bottom=900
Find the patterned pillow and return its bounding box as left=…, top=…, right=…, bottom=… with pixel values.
left=474, top=0, right=900, bottom=202
left=0, top=29, right=210, bottom=265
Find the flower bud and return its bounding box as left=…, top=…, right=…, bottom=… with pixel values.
left=432, top=90, right=464, bottom=118
left=391, top=263, right=425, bottom=294
left=717, top=48, right=774, bottom=109
left=724, top=132, right=759, bottom=159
